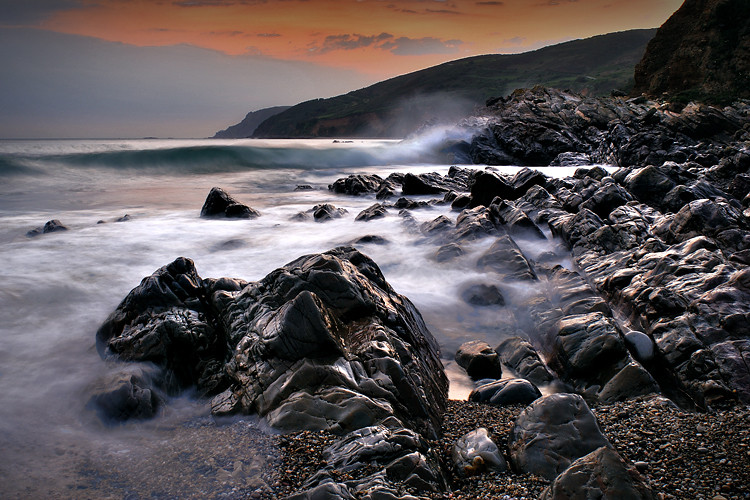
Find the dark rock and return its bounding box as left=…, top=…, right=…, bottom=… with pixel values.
left=496, top=337, right=555, bottom=386
left=435, top=243, right=464, bottom=263
left=455, top=340, right=503, bottom=380
left=450, top=194, right=472, bottom=211
left=98, top=248, right=448, bottom=438
left=468, top=171, right=515, bottom=208
left=540, top=446, right=655, bottom=500
left=351, top=235, right=389, bottom=245
left=393, top=197, right=430, bottom=210
left=355, top=203, right=388, bottom=222
left=329, top=174, right=383, bottom=195
left=294, top=184, right=314, bottom=191
left=313, top=204, right=348, bottom=222
left=26, top=219, right=69, bottom=237
left=580, top=182, right=633, bottom=219
left=453, top=207, right=499, bottom=241
left=460, top=283, right=505, bottom=307
left=115, top=214, right=132, bottom=222
left=200, top=187, right=260, bottom=219
left=452, top=428, right=507, bottom=476
left=623, top=166, right=677, bottom=208
left=489, top=199, right=546, bottom=239
left=477, top=235, right=537, bottom=281
left=88, top=366, right=163, bottom=422
left=469, top=378, right=542, bottom=406
left=632, top=0, right=750, bottom=103
left=509, top=393, right=611, bottom=480
left=420, top=215, right=453, bottom=236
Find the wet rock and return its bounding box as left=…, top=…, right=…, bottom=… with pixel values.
left=313, top=204, right=348, bottom=222
left=351, top=235, right=389, bottom=246
left=452, top=428, right=507, bottom=476
left=294, top=184, right=313, bottom=191
left=489, top=199, right=546, bottom=239
left=477, top=235, right=537, bottom=281
left=355, top=203, right=388, bottom=222
left=468, top=171, right=515, bottom=208
left=98, top=248, right=448, bottom=437
left=329, top=174, right=383, bottom=195
left=469, top=378, right=542, bottom=406
left=401, top=172, right=458, bottom=195
left=435, top=243, right=464, bottom=263
left=200, top=187, right=260, bottom=219
left=579, top=182, right=633, bottom=219
left=26, top=219, right=69, bottom=237
left=455, top=340, right=503, bottom=380
left=393, top=197, right=430, bottom=210
left=88, top=365, right=163, bottom=422
left=496, top=337, right=555, bottom=386
left=453, top=206, right=500, bottom=241
left=509, top=393, right=611, bottom=480
left=597, top=362, right=659, bottom=404
left=623, top=166, right=677, bottom=208
left=420, top=215, right=453, bottom=236
left=540, top=446, right=655, bottom=500
left=460, top=283, right=505, bottom=307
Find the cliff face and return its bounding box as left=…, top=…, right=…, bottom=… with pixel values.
left=212, top=105, right=290, bottom=139
left=632, top=0, right=750, bottom=103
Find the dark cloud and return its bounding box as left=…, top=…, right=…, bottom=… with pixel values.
left=0, top=0, right=85, bottom=25
left=257, top=32, right=282, bottom=37
left=382, top=36, right=463, bottom=56
left=536, top=0, right=578, bottom=5
left=173, top=0, right=304, bottom=6
left=425, top=8, right=462, bottom=14
left=316, top=32, right=394, bottom=54
left=476, top=1, right=504, bottom=5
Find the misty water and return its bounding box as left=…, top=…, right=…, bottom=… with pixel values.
left=0, top=137, right=586, bottom=497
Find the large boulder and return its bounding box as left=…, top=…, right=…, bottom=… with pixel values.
left=200, top=187, right=260, bottom=218
left=509, top=393, right=611, bottom=480
left=97, top=247, right=450, bottom=496
left=329, top=174, right=383, bottom=195
left=540, top=446, right=655, bottom=500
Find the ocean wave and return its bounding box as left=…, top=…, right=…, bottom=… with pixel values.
left=0, top=141, right=457, bottom=177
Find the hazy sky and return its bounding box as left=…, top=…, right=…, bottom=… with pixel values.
left=0, top=0, right=682, bottom=138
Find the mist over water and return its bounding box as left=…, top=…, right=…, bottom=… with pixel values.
left=0, top=137, right=583, bottom=496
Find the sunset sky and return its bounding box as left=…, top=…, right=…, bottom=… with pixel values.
left=0, top=0, right=683, bottom=138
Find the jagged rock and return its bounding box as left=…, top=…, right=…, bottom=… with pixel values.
left=468, top=378, right=542, bottom=406
left=580, top=182, right=633, bottom=219
left=453, top=207, right=500, bottom=241
left=313, top=203, right=348, bottom=222
left=597, top=362, right=659, bottom=404
left=489, top=199, right=546, bottom=239
left=394, top=197, right=430, bottom=210
left=459, top=283, right=505, bottom=307
left=98, top=248, right=448, bottom=435
left=420, top=215, right=453, bottom=235
left=329, top=174, right=383, bottom=195
left=468, top=171, right=515, bottom=208
left=496, top=337, right=555, bottom=386
left=401, top=172, right=460, bottom=195
left=455, top=340, right=503, bottom=380
left=200, top=187, right=260, bottom=218
left=356, top=203, right=388, bottom=222
left=509, top=393, right=611, bottom=480
left=452, top=428, right=507, bottom=476
left=26, top=219, right=69, bottom=237
left=540, top=446, right=655, bottom=500
left=477, top=235, right=537, bottom=281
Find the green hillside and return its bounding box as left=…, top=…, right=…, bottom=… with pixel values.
left=252, top=29, right=656, bottom=138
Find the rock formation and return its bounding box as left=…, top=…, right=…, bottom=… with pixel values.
left=632, top=0, right=750, bottom=103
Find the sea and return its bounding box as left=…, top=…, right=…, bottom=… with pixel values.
left=0, top=136, right=585, bottom=497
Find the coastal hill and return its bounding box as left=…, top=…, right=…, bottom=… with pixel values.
left=212, top=105, right=291, bottom=139
left=215, top=29, right=655, bottom=139
left=632, top=0, right=750, bottom=104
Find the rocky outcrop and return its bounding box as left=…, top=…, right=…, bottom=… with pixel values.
left=200, top=187, right=260, bottom=219
left=96, top=247, right=449, bottom=496
left=632, top=0, right=750, bottom=103
left=462, top=87, right=749, bottom=168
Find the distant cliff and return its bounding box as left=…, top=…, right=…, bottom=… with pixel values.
left=213, top=106, right=291, bottom=139
left=632, top=0, right=750, bottom=103
left=250, top=29, right=656, bottom=139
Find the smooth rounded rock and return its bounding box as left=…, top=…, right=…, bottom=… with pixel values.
left=468, top=378, right=542, bottom=406
left=455, top=340, right=503, bottom=380
left=452, top=428, right=507, bottom=476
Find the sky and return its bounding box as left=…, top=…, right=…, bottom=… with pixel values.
left=0, top=0, right=683, bottom=138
